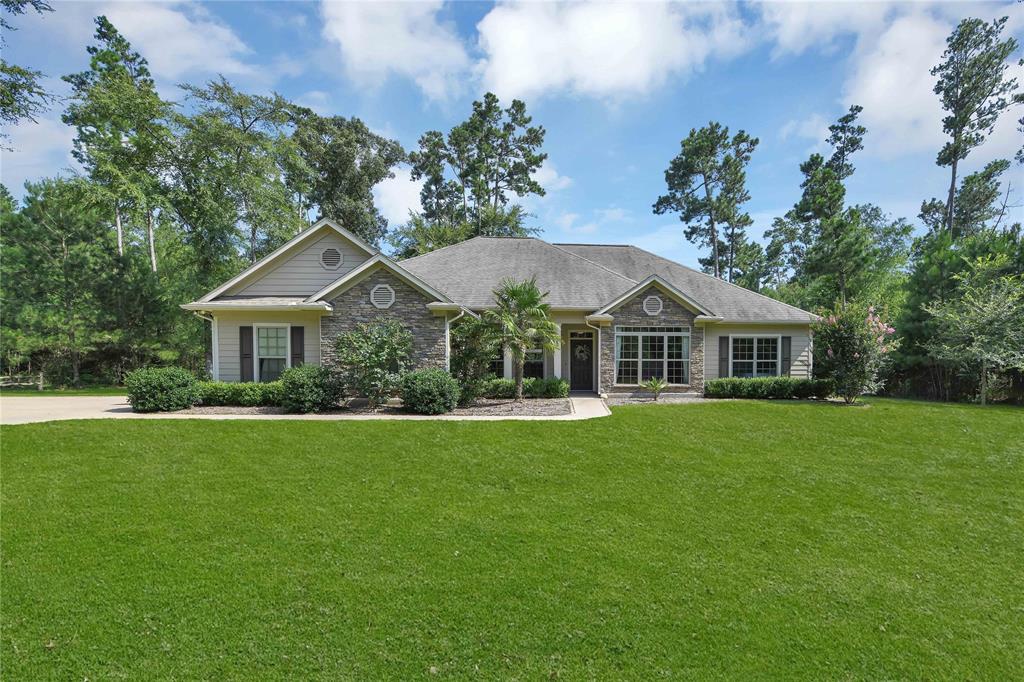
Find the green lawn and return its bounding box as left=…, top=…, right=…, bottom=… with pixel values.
left=2, top=399, right=1021, bottom=679
left=1, top=386, right=126, bottom=396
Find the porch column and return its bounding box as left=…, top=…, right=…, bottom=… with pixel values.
left=552, top=323, right=562, bottom=379
left=503, top=347, right=513, bottom=379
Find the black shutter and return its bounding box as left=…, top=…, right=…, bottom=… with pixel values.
left=719, top=335, right=730, bottom=378
left=291, top=326, right=305, bottom=367
left=781, top=336, right=792, bottom=376
left=240, top=326, right=253, bottom=382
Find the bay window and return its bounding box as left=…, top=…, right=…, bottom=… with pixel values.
left=615, top=326, right=690, bottom=385
left=730, top=336, right=779, bottom=378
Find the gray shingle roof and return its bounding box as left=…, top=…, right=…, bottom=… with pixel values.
left=400, top=237, right=636, bottom=309
left=555, top=244, right=815, bottom=322
left=400, top=237, right=814, bottom=322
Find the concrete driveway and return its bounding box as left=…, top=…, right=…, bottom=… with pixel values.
left=0, top=395, right=610, bottom=425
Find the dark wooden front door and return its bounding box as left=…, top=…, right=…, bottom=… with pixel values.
left=570, top=339, right=594, bottom=391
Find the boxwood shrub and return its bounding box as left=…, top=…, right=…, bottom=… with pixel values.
left=125, top=367, right=199, bottom=412
left=401, top=368, right=461, bottom=414
left=480, top=377, right=570, bottom=399
left=196, top=381, right=284, bottom=407
left=279, top=365, right=345, bottom=413
left=704, top=377, right=833, bottom=400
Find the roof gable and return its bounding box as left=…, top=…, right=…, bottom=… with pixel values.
left=307, top=254, right=454, bottom=305
left=594, top=275, right=716, bottom=317
left=197, top=219, right=376, bottom=303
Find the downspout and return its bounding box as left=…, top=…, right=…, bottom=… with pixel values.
left=192, top=311, right=218, bottom=380
left=585, top=319, right=603, bottom=396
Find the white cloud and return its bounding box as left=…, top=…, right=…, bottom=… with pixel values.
left=296, top=90, right=332, bottom=114
left=595, top=207, right=629, bottom=223
left=779, top=113, right=828, bottom=142
left=101, top=1, right=254, bottom=81
left=373, top=167, right=423, bottom=227
left=532, top=162, right=572, bottom=192
left=476, top=1, right=750, bottom=100
left=320, top=0, right=470, bottom=101
left=1, top=114, right=77, bottom=195
left=759, top=1, right=892, bottom=58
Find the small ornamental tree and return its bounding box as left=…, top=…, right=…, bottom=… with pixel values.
left=813, top=305, right=896, bottom=403
left=334, top=318, right=413, bottom=407
left=924, top=257, right=1024, bottom=405
left=483, top=277, right=560, bottom=402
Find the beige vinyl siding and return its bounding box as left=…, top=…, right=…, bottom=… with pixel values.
left=214, top=311, right=322, bottom=382
left=228, top=233, right=369, bottom=297
left=704, top=324, right=813, bottom=381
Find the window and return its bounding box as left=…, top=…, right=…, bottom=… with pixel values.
left=523, top=347, right=544, bottom=379
left=370, top=284, right=395, bottom=309
left=488, top=351, right=504, bottom=377
left=615, top=326, right=690, bottom=385
left=320, top=247, right=343, bottom=270
left=731, top=336, right=779, bottom=378
left=256, top=326, right=288, bottom=382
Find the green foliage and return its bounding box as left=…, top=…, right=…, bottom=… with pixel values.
left=704, top=377, right=833, bottom=400
left=333, top=318, right=413, bottom=407
left=124, top=366, right=198, bottom=412
left=643, top=377, right=668, bottom=401
left=924, top=256, right=1024, bottom=404
left=196, top=380, right=283, bottom=407
left=0, top=0, right=53, bottom=144
left=448, top=316, right=502, bottom=405
left=653, top=121, right=758, bottom=281
left=814, top=306, right=896, bottom=403
left=278, top=365, right=344, bottom=413
left=400, top=368, right=461, bottom=414
left=480, top=377, right=567, bottom=399
left=482, top=277, right=561, bottom=401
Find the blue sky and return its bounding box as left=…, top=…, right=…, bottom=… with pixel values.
left=3, top=1, right=1022, bottom=267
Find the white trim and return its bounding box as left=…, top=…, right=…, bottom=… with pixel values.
left=212, top=315, right=220, bottom=381
left=594, top=275, right=715, bottom=317
left=503, top=347, right=513, bottom=380
left=253, top=323, right=291, bottom=383
left=306, top=254, right=453, bottom=304
left=370, top=283, right=396, bottom=309
left=197, top=219, right=375, bottom=303
left=727, top=334, right=782, bottom=379
left=613, top=326, right=691, bottom=387
left=552, top=323, right=562, bottom=379
left=642, top=295, right=663, bottom=316
left=181, top=302, right=332, bottom=312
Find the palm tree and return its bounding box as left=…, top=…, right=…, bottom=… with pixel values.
left=484, top=277, right=561, bottom=401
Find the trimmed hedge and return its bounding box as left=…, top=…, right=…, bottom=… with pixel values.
left=401, top=369, right=461, bottom=414
left=480, top=377, right=570, bottom=399
left=196, top=380, right=284, bottom=407
left=279, top=365, right=345, bottom=413
left=125, top=367, right=199, bottom=412
left=704, top=377, right=833, bottom=400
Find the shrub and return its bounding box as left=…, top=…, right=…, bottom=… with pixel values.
left=643, top=377, right=668, bottom=401
left=813, top=305, right=896, bottom=404
left=334, top=318, right=413, bottom=407
left=125, top=366, right=199, bottom=412
left=279, top=365, right=344, bottom=413
left=401, top=369, right=461, bottom=414
left=704, top=377, right=832, bottom=400
left=196, top=381, right=283, bottom=407
left=481, top=376, right=567, bottom=399
left=482, top=377, right=516, bottom=399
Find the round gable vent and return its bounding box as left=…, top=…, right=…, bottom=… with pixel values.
left=320, top=247, right=343, bottom=270
left=643, top=295, right=663, bottom=316
left=370, top=284, right=396, bottom=309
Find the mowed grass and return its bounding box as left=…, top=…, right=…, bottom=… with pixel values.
left=2, top=399, right=1022, bottom=679
left=1, top=386, right=126, bottom=396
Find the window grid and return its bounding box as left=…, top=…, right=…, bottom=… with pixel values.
left=615, top=327, right=690, bottom=385
left=731, top=336, right=779, bottom=378
left=256, top=327, right=288, bottom=383
left=523, top=348, right=544, bottom=379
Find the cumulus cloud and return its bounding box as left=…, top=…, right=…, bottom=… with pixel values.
left=475, top=1, right=750, bottom=100
left=320, top=0, right=470, bottom=101
left=1, top=114, right=77, bottom=194
left=532, top=162, right=572, bottom=192
left=759, top=1, right=892, bottom=57
left=373, top=167, right=423, bottom=227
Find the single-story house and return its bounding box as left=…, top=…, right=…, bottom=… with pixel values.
left=182, top=218, right=816, bottom=395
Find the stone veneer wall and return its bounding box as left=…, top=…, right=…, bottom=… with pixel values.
left=598, top=286, right=705, bottom=394
left=320, top=269, right=447, bottom=370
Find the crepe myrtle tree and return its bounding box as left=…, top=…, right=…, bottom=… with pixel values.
left=483, top=277, right=560, bottom=401
left=813, top=304, right=897, bottom=404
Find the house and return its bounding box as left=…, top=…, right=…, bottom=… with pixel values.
left=182, top=218, right=816, bottom=395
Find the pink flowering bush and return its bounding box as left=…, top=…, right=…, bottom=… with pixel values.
left=812, top=305, right=897, bottom=403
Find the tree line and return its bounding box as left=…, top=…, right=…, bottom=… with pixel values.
left=1, top=5, right=1021, bottom=401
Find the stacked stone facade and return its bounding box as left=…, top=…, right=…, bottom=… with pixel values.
left=320, top=269, right=446, bottom=370
left=598, top=286, right=705, bottom=394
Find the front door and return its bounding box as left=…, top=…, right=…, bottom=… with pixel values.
left=570, top=339, right=594, bottom=391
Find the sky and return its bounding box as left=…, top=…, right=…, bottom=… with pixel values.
left=2, top=0, right=1023, bottom=267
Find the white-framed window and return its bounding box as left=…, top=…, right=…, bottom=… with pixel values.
left=523, top=347, right=544, bottom=379
left=487, top=350, right=504, bottom=377
left=730, top=336, right=780, bottom=378
left=642, top=295, right=663, bottom=316
left=320, top=247, right=343, bottom=270
left=370, top=284, right=395, bottom=309
left=256, top=325, right=289, bottom=382
left=614, top=326, right=690, bottom=385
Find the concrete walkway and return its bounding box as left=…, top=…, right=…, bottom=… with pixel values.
left=0, top=395, right=611, bottom=425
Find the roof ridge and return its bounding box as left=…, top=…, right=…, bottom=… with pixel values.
left=543, top=241, right=638, bottom=285
left=625, top=244, right=816, bottom=317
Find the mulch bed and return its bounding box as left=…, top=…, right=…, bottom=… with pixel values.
left=176, top=398, right=572, bottom=417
